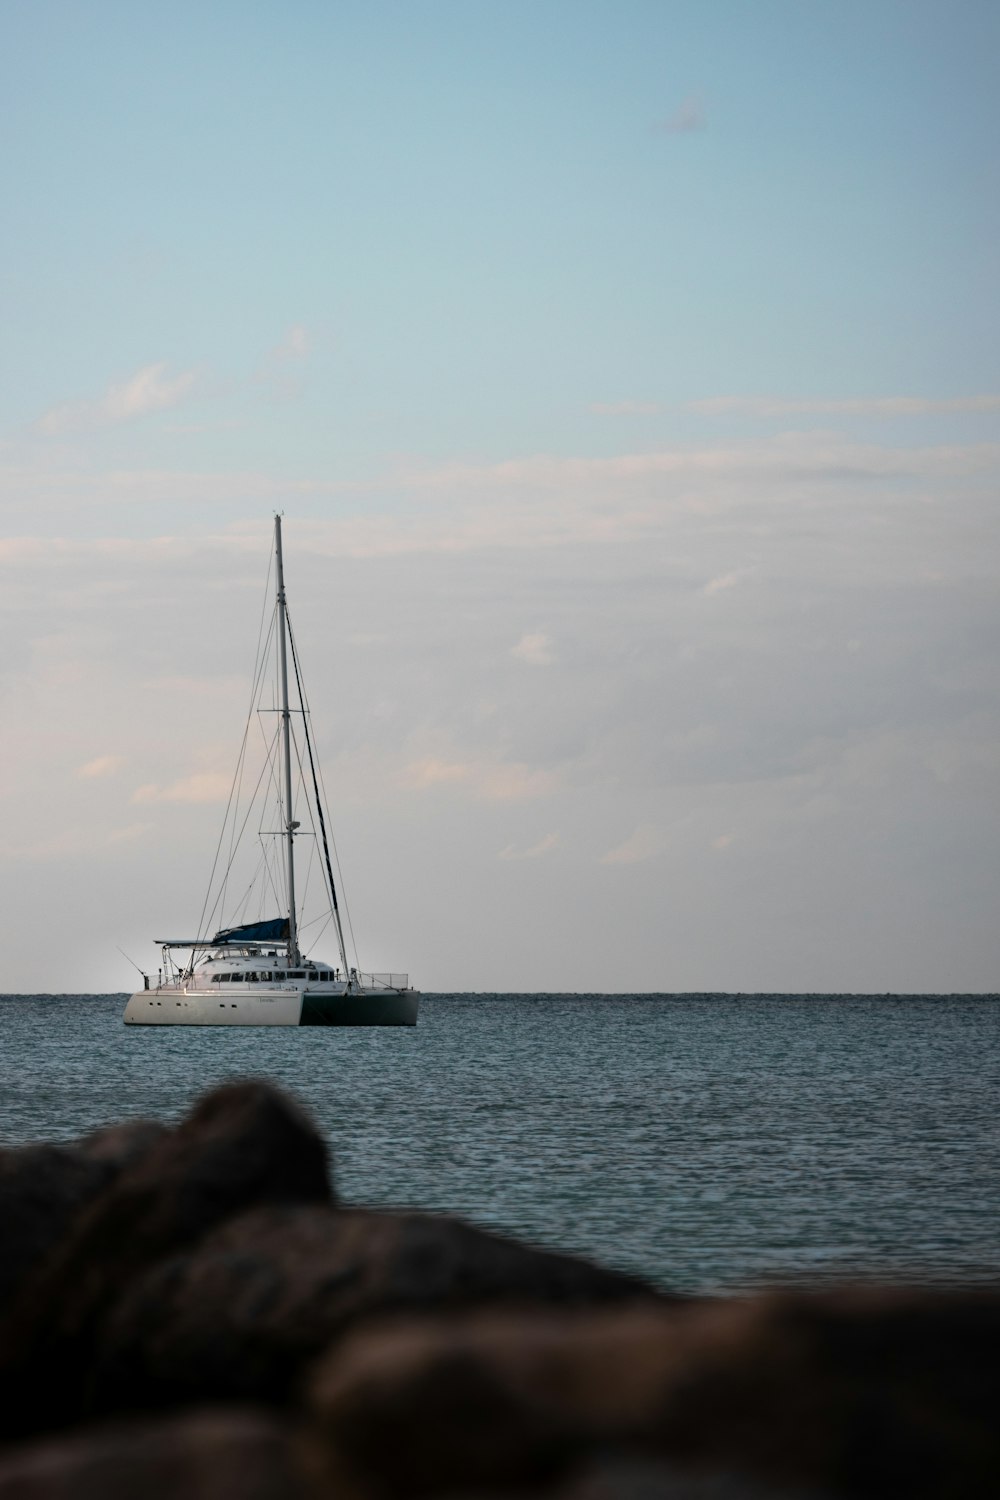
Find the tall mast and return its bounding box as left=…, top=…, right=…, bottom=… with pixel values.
left=274, top=514, right=301, bottom=966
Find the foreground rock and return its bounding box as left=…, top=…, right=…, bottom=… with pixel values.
left=0, top=1082, right=332, bottom=1438
left=2, top=1081, right=996, bottom=1498
left=0, top=1119, right=165, bottom=1318
left=88, top=1202, right=661, bottom=1410
left=0, top=1409, right=309, bottom=1500
left=305, top=1290, right=1000, bottom=1499
left=493, top=1461, right=828, bottom=1500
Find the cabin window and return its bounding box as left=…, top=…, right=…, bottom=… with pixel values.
left=220, top=974, right=231, bottom=982
left=288, top=970, right=305, bottom=979
left=232, top=973, right=244, bottom=982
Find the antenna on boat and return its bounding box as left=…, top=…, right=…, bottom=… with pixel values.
left=274, top=512, right=302, bottom=966
left=117, top=945, right=150, bottom=990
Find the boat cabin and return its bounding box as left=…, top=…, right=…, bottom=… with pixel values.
left=199, top=953, right=343, bottom=985
left=152, top=938, right=352, bottom=992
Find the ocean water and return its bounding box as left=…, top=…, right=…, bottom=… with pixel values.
left=1, top=993, right=997, bottom=1295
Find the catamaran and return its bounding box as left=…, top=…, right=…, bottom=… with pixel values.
left=123, top=516, right=419, bottom=1027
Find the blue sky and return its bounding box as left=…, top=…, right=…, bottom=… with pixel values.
left=5, top=1, right=998, bottom=470
left=1, top=2, right=998, bottom=990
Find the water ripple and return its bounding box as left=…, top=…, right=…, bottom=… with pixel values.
left=1, top=993, right=997, bottom=1294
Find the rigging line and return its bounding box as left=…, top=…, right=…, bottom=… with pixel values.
left=260, top=837, right=284, bottom=917
left=284, top=609, right=358, bottom=959
left=220, top=848, right=266, bottom=931
left=204, top=743, right=276, bottom=940
left=316, top=754, right=361, bottom=971
left=289, top=723, right=320, bottom=927
left=286, top=615, right=346, bottom=935
left=238, top=609, right=279, bottom=855
left=221, top=608, right=278, bottom=922
left=254, top=703, right=285, bottom=841
left=289, top=720, right=320, bottom=844
left=303, top=912, right=333, bottom=958
left=287, top=617, right=361, bottom=971
left=299, top=833, right=317, bottom=923
left=197, top=716, right=251, bottom=943
left=226, top=847, right=267, bottom=929
left=226, top=560, right=276, bottom=891
left=298, top=909, right=333, bottom=932
left=201, top=723, right=282, bottom=939
left=287, top=630, right=358, bottom=975
left=196, top=594, right=277, bottom=941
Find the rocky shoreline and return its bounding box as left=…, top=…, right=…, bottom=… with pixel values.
left=0, top=1081, right=995, bottom=1498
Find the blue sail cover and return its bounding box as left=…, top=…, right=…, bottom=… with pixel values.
left=211, top=917, right=289, bottom=945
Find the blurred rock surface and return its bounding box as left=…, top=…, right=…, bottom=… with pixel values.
left=0, top=1081, right=996, bottom=1500
left=486, top=1460, right=831, bottom=1500
left=305, top=1290, right=1000, bottom=1499
left=0, top=1082, right=332, bottom=1438
left=0, top=1120, right=165, bottom=1317
left=0, top=1408, right=307, bottom=1500
left=89, top=1201, right=660, bottom=1409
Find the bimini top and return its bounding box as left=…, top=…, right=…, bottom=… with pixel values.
left=155, top=918, right=291, bottom=949
left=212, top=918, right=289, bottom=944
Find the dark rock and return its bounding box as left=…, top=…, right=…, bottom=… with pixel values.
left=0, top=1120, right=165, bottom=1319
left=304, top=1289, right=1000, bottom=1499
left=0, top=1408, right=310, bottom=1500
left=89, top=1203, right=663, bottom=1411
left=305, top=1306, right=674, bottom=1498
left=0, top=1082, right=332, bottom=1439
left=512, top=1459, right=829, bottom=1500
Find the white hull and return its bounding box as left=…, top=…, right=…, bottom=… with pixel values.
left=124, top=988, right=305, bottom=1026
left=123, top=986, right=420, bottom=1027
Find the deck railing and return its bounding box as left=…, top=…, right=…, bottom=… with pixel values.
left=361, top=971, right=410, bottom=991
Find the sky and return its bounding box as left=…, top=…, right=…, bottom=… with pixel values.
left=1, top=0, right=998, bottom=992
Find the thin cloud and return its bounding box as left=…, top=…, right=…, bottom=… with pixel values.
left=686, top=394, right=1000, bottom=418
left=499, top=832, right=560, bottom=861
left=131, top=772, right=232, bottom=805
left=402, top=757, right=558, bottom=801
left=589, top=401, right=661, bottom=416
left=255, top=324, right=312, bottom=398
left=4, top=432, right=999, bottom=564
left=107, top=821, right=154, bottom=844
left=654, top=96, right=706, bottom=134
left=512, top=632, right=555, bottom=666
left=36, top=363, right=197, bottom=434
left=600, top=825, right=664, bottom=865
left=275, top=324, right=309, bottom=359
left=703, top=568, right=750, bottom=596
left=78, top=754, right=125, bottom=779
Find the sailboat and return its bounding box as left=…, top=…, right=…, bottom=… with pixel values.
left=123, top=516, right=419, bottom=1027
